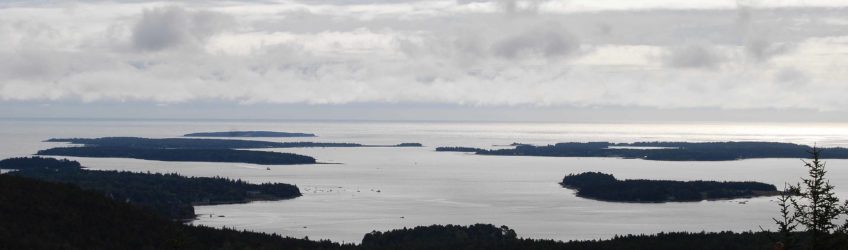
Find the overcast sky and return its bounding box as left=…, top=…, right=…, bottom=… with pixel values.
left=1, top=0, right=848, bottom=122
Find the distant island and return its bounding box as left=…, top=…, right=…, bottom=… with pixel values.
left=435, top=146, right=482, bottom=153
left=47, top=137, right=362, bottom=149
left=184, top=131, right=316, bottom=137
left=1, top=157, right=302, bottom=220
left=41, top=137, right=422, bottom=165
left=37, top=147, right=317, bottom=165
left=47, top=137, right=421, bottom=149
left=437, top=141, right=848, bottom=161
left=560, top=172, right=780, bottom=203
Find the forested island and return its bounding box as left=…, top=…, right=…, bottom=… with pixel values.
left=1, top=157, right=302, bottom=220
left=47, top=137, right=362, bottom=149
left=37, top=147, right=317, bottom=165
left=437, top=141, right=848, bottom=161
left=560, top=172, right=780, bottom=202
left=47, top=137, right=421, bottom=149
left=184, top=131, right=316, bottom=137
left=0, top=172, right=783, bottom=249
left=41, top=137, right=422, bottom=165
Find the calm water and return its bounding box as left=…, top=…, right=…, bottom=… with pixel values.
left=3, top=119, right=848, bottom=243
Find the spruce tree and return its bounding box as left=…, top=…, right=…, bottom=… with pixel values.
left=790, top=147, right=842, bottom=249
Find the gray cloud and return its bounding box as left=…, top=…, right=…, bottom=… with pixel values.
left=664, top=44, right=724, bottom=69
left=132, top=6, right=234, bottom=51
left=745, top=37, right=792, bottom=62
left=491, top=23, right=579, bottom=59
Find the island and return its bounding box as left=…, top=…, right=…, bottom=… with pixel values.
left=2, top=157, right=303, bottom=220
left=40, top=137, right=426, bottom=165
left=36, top=147, right=317, bottom=165
left=46, top=137, right=422, bottom=149
left=435, top=146, right=483, bottom=153
left=0, top=156, right=81, bottom=170
left=46, top=137, right=362, bottom=149
left=560, top=172, right=780, bottom=202
left=184, top=131, right=316, bottom=137
left=436, top=141, right=848, bottom=161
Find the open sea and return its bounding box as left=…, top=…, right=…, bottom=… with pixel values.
left=3, top=119, right=848, bottom=243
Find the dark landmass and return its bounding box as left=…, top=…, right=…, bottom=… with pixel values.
left=47, top=137, right=362, bottom=149
left=361, top=224, right=778, bottom=250
left=37, top=146, right=317, bottom=165
left=4, top=157, right=302, bottom=220
left=437, top=141, right=848, bottom=161
left=0, top=156, right=81, bottom=170
left=435, top=146, right=482, bottom=152
left=560, top=172, right=779, bottom=203
left=0, top=174, right=349, bottom=250
left=184, top=131, right=317, bottom=137
left=0, top=176, right=782, bottom=250
left=47, top=137, right=422, bottom=149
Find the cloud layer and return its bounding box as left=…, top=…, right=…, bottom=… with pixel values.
left=1, top=0, right=848, bottom=112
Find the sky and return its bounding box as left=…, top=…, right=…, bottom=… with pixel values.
left=1, top=0, right=848, bottom=122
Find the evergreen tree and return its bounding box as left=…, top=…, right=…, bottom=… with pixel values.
left=789, top=147, right=843, bottom=249
left=772, top=183, right=799, bottom=249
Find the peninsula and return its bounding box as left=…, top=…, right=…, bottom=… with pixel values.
left=1, top=157, right=302, bottom=220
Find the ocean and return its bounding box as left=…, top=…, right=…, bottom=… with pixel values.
left=2, top=118, right=848, bottom=243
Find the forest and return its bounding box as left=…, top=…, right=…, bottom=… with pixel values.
left=3, top=157, right=302, bottom=220
left=37, top=146, right=317, bottom=165
left=0, top=156, right=82, bottom=170
left=560, top=172, right=779, bottom=202
left=436, top=141, right=848, bottom=161
left=184, top=131, right=317, bottom=137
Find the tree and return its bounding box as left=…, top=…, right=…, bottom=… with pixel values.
left=771, top=184, right=799, bottom=249
left=792, top=147, right=842, bottom=249
left=776, top=147, right=846, bottom=249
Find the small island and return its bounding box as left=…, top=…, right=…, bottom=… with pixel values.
left=560, top=172, right=780, bottom=202
left=2, top=157, right=303, bottom=220
left=36, top=147, right=317, bottom=165
left=437, top=141, right=848, bottom=161
left=183, top=131, right=316, bottom=138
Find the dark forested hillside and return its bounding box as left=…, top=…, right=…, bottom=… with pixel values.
left=560, top=172, right=779, bottom=202
left=0, top=156, right=81, bottom=170
left=37, top=146, right=317, bottom=165
left=4, top=157, right=302, bottom=220
left=437, top=141, right=848, bottom=161
left=0, top=174, right=348, bottom=250
left=360, top=224, right=778, bottom=250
